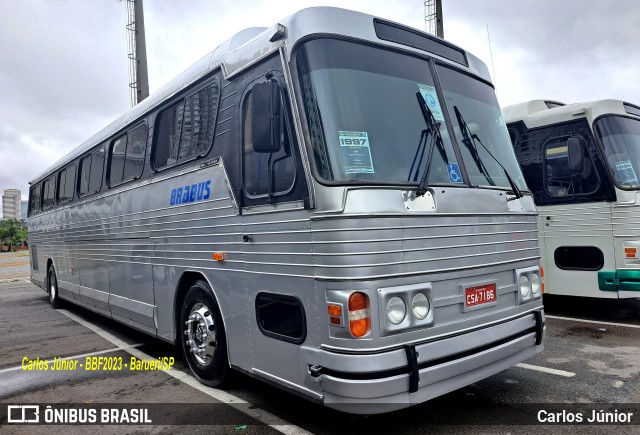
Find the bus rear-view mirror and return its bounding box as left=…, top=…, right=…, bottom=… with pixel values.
left=251, top=80, right=281, bottom=153
left=567, top=136, right=584, bottom=173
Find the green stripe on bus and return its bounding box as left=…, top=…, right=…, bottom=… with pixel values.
left=598, top=270, right=640, bottom=292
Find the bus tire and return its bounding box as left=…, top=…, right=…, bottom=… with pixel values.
left=180, top=280, right=229, bottom=387
left=47, top=265, right=62, bottom=309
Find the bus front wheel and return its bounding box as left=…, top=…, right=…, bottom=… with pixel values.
left=47, top=265, right=62, bottom=309
left=180, top=280, right=229, bottom=387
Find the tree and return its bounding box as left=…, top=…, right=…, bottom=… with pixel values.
left=0, top=219, right=28, bottom=252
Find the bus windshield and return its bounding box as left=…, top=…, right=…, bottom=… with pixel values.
left=595, top=115, right=640, bottom=189
left=295, top=38, right=526, bottom=190
left=437, top=65, right=527, bottom=190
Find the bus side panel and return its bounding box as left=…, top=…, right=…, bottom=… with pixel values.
left=53, top=207, right=80, bottom=301
left=539, top=202, right=616, bottom=298
left=612, top=202, right=640, bottom=298
left=152, top=163, right=243, bottom=351
left=75, top=198, right=113, bottom=315
left=100, top=188, right=155, bottom=333
left=237, top=210, right=315, bottom=387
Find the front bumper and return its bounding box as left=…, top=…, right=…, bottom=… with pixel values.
left=313, top=309, right=545, bottom=414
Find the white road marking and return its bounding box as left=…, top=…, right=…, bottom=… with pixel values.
left=0, top=345, right=142, bottom=374
left=59, top=309, right=312, bottom=435
left=0, top=277, right=30, bottom=283
left=515, top=363, right=575, bottom=377
left=546, top=314, right=640, bottom=329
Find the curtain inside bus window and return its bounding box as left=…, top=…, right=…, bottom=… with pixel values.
left=155, top=102, right=184, bottom=169
left=179, top=81, right=219, bottom=162
left=154, top=78, right=219, bottom=170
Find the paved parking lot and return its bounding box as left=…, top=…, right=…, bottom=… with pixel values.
left=1, top=254, right=639, bottom=434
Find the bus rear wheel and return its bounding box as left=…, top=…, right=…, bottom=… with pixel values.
left=48, top=265, right=62, bottom=309
left=180, top=280, right=229, bottom=387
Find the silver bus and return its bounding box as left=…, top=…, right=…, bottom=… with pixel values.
left=28, top=7, right=544, bottom=414
left=504, top=99, right=640, bottom=299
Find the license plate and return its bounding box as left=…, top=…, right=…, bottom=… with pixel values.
left=465, top=283, right=497, bottom=308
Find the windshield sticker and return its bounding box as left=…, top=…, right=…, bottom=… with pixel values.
left=447, top=163, right=464, bottom=183
left=418, top=84, right=445, bottom=122
left=338, top=131, right=374, bottom=174
left=615, top=160, right=639, bottom=184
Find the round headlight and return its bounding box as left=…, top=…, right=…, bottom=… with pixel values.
left=412, top=293, right=430, bottom=320
left=531, top=273, right=541, bottom=296
left=519, top=275, right=531, bottom=298
left=387, top=296, right=406, bottom=325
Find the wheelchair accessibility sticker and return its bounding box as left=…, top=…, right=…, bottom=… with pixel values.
left=447, top=163, right=463, bottom=183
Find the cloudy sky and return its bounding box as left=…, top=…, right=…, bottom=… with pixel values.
left=1, top=0, right=639, bottom=216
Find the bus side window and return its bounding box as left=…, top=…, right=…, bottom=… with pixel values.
left=110, top=135, right=128, bottom=186
left=41, top=177, right=56, bottom=210
left=544, top=137, right=599, bottom=197
left=110, top=124, right=146, bottom=186
left=57, top=164, right=76, bottom=203
left=79, top=146, right=105, bottom=197
left=154, top=78, right=219, bottom=170
left=29, top=183, right=41, bottom=216
left=123, top=124, right=147, bottom=182
left=242, top=85, right=296, bottom=199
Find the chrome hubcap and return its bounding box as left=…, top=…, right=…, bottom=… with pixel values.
left=49, top=278, right=56, bottom=301
left=184, top=303, right=216, bottom=366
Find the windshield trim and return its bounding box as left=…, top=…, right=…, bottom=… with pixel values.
left=290, top=35, right=529, bottom=194
left=593, top=113, right=640, bottom=191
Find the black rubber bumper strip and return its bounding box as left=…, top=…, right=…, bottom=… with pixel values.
left=404, top=345, right=420, bottom=393
left=533, top=310, right=544, bottom=345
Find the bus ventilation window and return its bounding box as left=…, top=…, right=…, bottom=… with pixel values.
left=255, top=293, right=306, bottom=344
left=31, top=245, right=38, bottom=271
left=554, top=246, right=604, bottom=271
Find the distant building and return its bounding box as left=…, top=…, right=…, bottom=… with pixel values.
left=2, top=189, right=22, bottom=220
left=21, top=201, right=28, bottom=220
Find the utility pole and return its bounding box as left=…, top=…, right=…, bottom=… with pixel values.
left=424, top=0, right=444, bottom=38
left=126, top=0, right=149, bottom=106
left=435, top=0, right=444, bottom=38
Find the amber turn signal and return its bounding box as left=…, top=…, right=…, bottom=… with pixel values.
left=348, top=292, right=370, bottom=337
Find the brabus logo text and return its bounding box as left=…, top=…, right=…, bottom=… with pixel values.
left=170, top=180, right=211, bottom=206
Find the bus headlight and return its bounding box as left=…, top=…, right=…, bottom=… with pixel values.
left=387, top=296, right=406, bottom=325
left=412, top=293, right=430, bottom=320
left=519, top=275, right=531, bottom=298
left=530, top=273, right=541, bottom=297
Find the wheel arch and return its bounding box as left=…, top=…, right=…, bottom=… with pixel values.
left=173, top=271, right=228, bottom=345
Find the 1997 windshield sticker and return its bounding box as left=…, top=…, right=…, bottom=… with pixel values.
left=418, top=84, right=445, bottom=121
left=615, top=160, right=638, bottom=184
left=339, top=131, right=374, bottom=174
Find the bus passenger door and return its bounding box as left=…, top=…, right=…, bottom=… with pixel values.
left=539, top=135, right=616, bottom=298
left=237, top=69, right=313, bottom=388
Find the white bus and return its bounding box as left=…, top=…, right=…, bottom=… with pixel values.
left=504, top=99, right=640, bottom=299
left=28, top=7, right=544, bottom=414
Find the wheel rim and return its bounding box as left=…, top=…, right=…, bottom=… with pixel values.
left=185, top=302, right=216, bottom=366
left=49, top=274, right=56, bottom=302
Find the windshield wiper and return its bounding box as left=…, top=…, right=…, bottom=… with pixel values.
left=453, top=106, right=523, bottom=199
left=453, top=106, right=495, bottom=186
left=410, top=92, right=449, bottom=196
